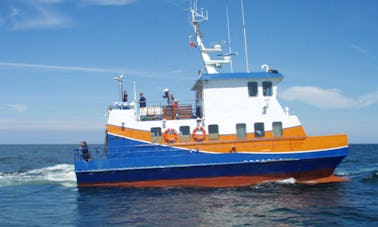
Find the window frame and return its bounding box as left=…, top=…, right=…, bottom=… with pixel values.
left=179, top=126, right=191, bottom=142
left=262, top=81, right=273, bottom=96
left=150, top=127, right=162, bottom=142
left=208, top=124, right=219, bottom=140
left=236, top=123, right=247, bottom=139
left=247, top=81, right=258, bottom=97
left=272, top=122, right=283, bottom=137
left=254, top=122, right=265, bottom=137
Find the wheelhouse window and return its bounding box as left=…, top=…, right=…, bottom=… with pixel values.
left=248, top=82, right=258, bottom=97
left=254, top=122, right=265, bottom=137
left=208, top=124, right=219, bottom=140
left=150, top=127, right=162, bottom=143
left=179, top=126, right=190, bottom=142
left=236, top=123, right=247, bottom=139
left=263, top=81, right=273, bottom=96
left=272, top=122, right=283, bottom=136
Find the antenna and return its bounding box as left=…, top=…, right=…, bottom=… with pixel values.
left=226, top=5, right=233, bottom=72
left=113, top=73, right=124, bottom=102
left=189, top=0, right=234, bottom=74
left=190, top=0, right=208, bottom=25
left=133, top=80, right=137, bottom=103
left=241, top=0, right=250, bottom=72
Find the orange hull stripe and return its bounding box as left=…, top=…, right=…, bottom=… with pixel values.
left=106, top=124, right=348, bottom=153
left=78, top=176, right=289, bottom=188
left=106, top=124, right=306, bottom=142
left=78, top=174, right=348, bottom=188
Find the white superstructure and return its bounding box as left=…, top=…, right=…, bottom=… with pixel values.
left=106, top=0, right=304, bottom=140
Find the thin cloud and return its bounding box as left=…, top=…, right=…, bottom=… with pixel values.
left=0, top=16, right=5, bottom=26
left=2, top=0, right=136, bottom=30
left=3, top=0, right=73, bottom=30
left=0, top=61, right=183, bottom=79
left=12, top=4, right=72, bottom=30
left=280, top=86, right=378, bottom=109
left=38, top=0, right=64, bottom=3
left=9, top=7, right=21, bottom=18
left=170, top=69, right=184, bottom=74
left=0, top=104, right=28, bottom=113
left=349, top=43, right=378, bottom=61
left=358, top=91, right=378, bottom=107
left=81, top=0, right=136, bottom=6
left=0, top=118, right=102, bottom=131
left=0, top=61, right=122, bottom=73
left=350, top=43, right=368, bottom=54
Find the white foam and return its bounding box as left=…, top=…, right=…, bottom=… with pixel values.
left=0, top=164, right=77, bottom=187
left=276, top=177, right=296, bottom=184
left=253, top=177, right=297, bottom=188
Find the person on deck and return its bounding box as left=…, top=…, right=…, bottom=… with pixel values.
left=162, top=88, right=175, bottom=119
left=139, top=92, right=146, bottom=108
left=162, top=88, right=174, bottom=105
left=79, top=141, right=91, bottom=161
left=123, top=91, right=128, bottom=102
left=172, top=99, right=179, bottom=119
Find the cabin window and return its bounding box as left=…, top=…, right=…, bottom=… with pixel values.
left=248, top=82, right=258, bottom=97
left=179, top=126, right=190, bottom=142
left=263, top=81, right=273, bottom=96
left=273, top=122, right=283, bottom=136
left=208, top=124, right=219, bottom=140
left=254, top=122, right=265, bottom=137
left=236, top=123, right=247, bottom=138
left=150, top=127, right=162, bottom=143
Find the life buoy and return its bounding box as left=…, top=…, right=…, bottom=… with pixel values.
left=192, top=127, right=206, bottom=142
left=163, top=128, right=178, bottom=143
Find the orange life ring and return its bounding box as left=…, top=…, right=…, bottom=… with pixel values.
left=192, top=127, right=206, bottom=142
left=163, top=128, right=178, bottom=143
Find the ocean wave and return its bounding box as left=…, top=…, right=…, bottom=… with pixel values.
left=0, top=164, right=77, bottom=188
left=360, top=170, right=378, bottom=184
left=336, top=165, right=378, bottom=177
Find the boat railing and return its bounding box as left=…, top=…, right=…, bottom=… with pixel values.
left=107, top=99, right=197, bottom=121
left=138, top=100, right=196, bottom=121
left=109, top=101, right=131, bottom=110
left=74, top=146, right=108, bottom=161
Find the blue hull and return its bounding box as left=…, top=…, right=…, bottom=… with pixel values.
left=74, top=145, right=348, bottom=187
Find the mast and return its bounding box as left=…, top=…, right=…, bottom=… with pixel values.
left=241, top=0, right=250, bottom=72
left=113, top=73, right=124, bottom=102
left=226, top=5, right=233, bottom=72
left=190, top=0, right=233, bottom=74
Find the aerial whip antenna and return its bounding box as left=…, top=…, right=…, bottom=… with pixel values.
left=226, top=5, right=234, bottom=72
left=241, top=0, right=250, bottom=72
left=113, top=73, right=124, bottom=102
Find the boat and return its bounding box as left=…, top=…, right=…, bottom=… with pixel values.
left=74, top=1, right=348, bottom=187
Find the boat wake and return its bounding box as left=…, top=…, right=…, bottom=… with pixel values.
left=276, top=177, right=297, bottom=184
left=254, top=175, right=350, bottom=188
left=360, top=170, right=378, bottom=184
left=0, top=164, right=77, bottom=188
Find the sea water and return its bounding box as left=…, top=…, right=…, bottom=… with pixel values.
left=0, top=144, right=377, bottom=226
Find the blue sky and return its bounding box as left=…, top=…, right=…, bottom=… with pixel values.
left=0, top=0, right=377, bottom=144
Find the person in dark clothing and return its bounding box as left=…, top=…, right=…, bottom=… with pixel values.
left=123, top=91, right=128, bottom=102
left=139, top=92, right=146, bottom=108
left=79, top=141, right=91, bottom=161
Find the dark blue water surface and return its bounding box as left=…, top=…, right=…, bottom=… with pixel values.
left=0, top=144, right=377, bottom=226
